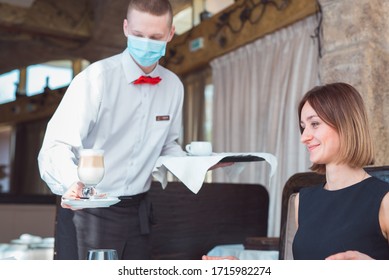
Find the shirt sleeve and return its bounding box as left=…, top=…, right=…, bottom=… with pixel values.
left=37, top=70, right=102, bottom=195
left=160, top=79, right=186, bottom=157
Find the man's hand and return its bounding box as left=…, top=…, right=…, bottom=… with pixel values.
left=208, top=162, right=234, bottom=171
left=60, top=181, right=85, bottom=210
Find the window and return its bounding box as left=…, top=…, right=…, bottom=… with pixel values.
left=173, top=0, right=235, bottom=35
left=0, top=59, right=89, bottom=104
left=0, top=70, right=19, bottom=104
left=173, top=7, right=193, bottom=35
left=26, top=62, right=73, bottom=96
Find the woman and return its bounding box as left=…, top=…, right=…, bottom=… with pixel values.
left=293, top=82, right=389, bottom=260
left=203, top=82, right=389, bottom=260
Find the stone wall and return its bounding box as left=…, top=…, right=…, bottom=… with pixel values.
left=319, top=0, right=389, bottom=165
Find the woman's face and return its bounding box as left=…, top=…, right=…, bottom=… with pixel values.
left=300, top=102, right=341, bottom=165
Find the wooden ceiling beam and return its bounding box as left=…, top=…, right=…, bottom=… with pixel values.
left=162, top=0, right=319, bottom=76
left=0, top=0, right=92, bottom=40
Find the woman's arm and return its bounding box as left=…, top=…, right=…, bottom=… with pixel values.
left=379, top=192, right=389, bottom=242
left=325, top=251, right=373, bottom=260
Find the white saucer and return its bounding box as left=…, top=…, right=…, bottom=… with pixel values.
left=11, top=234, right=43, bottom=245
left=10, top=239, right=41, bottom=245
left=62, top=197, right=120, bottom=209
left=186, top=153, right=214, bottom=156
left=30, top=243, right=54, bottom=249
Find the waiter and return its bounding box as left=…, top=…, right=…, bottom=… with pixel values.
left=38, top=0, right=185, bottom=260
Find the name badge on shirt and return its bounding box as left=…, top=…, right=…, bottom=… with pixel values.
left=156, top=115, right=170, bottom=121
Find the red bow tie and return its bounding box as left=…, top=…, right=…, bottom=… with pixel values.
left=133, top=75, right=162, bottom=85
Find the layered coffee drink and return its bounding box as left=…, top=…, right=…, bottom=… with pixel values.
left=78, top=149, right=105, bottom=198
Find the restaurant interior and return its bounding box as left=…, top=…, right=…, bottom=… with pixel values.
left=0, top=0, right=388, bottom=260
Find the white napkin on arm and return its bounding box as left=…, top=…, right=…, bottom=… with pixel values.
left=152, top=152, right=277, bottom=194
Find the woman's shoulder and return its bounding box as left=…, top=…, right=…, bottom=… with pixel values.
left=368, top=176, right=389, bottom=191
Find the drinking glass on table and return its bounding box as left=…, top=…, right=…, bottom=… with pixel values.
left=87, top=249, right=118, bottom=260
left=77, top=149, right=105, bottom=199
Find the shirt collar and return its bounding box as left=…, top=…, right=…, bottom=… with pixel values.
left=121, top=49, right=161, bottom=84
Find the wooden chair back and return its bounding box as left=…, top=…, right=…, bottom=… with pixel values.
left=279, top=165, right=389, bottom=259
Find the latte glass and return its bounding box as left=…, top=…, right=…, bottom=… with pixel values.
left=77, top=149, right=105, bottom=199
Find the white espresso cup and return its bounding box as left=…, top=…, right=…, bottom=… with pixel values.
left=185, top=141, right=212, bottom=156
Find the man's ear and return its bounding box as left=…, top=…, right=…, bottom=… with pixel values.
left=167, top=25, right=176, bottom=42
left=123, top=19, right=128, bottom=37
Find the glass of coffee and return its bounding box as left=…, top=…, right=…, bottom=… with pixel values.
left=77, top=149, right=105, bottom=199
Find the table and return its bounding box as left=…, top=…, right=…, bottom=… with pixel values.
left=0, top=243, right=54, bottom=260
left=207, top=244, right=279, bottom=260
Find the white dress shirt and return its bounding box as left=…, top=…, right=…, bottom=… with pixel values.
left=38, top=50, right=185, bottom=196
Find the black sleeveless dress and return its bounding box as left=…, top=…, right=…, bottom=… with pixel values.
left=293, top=176, right=389, bottom=260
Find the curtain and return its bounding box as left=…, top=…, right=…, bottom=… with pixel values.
left=211, top=15, right=320, bottom=237
left=182, top=67, right=211, bottom=145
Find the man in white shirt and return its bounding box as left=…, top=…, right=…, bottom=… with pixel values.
left=38, top=0, right=185, bottom=260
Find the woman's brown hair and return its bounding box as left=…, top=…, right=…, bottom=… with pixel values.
left=298, top=82, right=374, bottom=174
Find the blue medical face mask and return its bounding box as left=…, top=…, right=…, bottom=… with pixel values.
left=126, top=35, right=167, bottom=67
